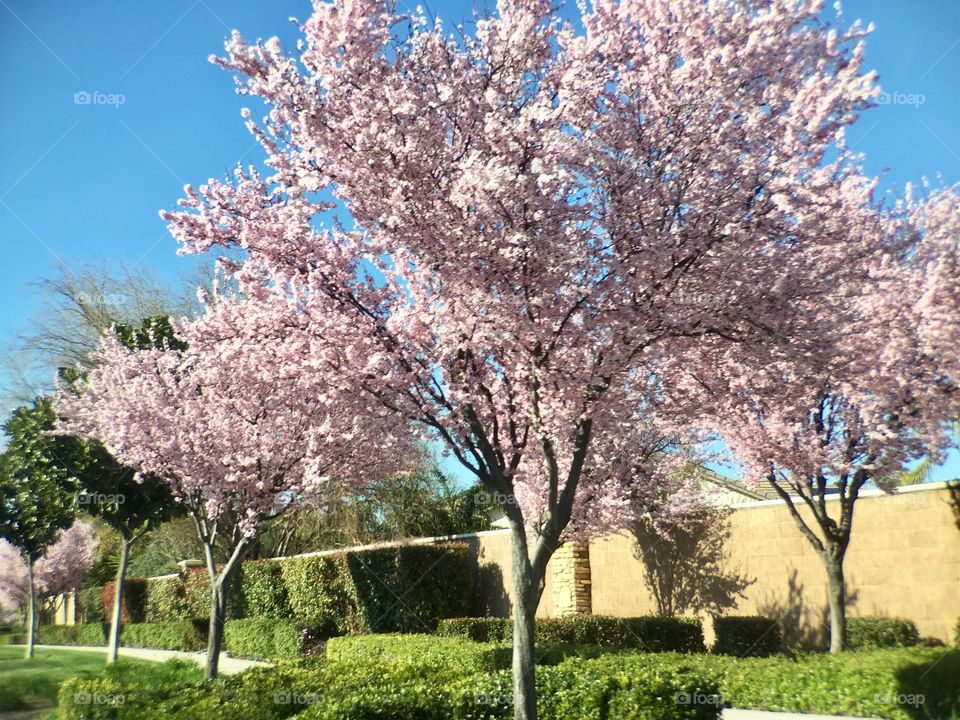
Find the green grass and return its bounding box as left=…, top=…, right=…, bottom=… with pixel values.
left=0, top=645, right=199, bottom=713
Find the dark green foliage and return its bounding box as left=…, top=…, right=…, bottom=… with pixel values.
left=439, top=615, right=706, bottom=652
left=278, top=555, right=360, bottom=632
left=0, top=398, right=78, bottom=560
left=145, top=576, right=189, bottom=623
left=78, top=586, right=105, bottom=623
left=102, top=578, right=149, bottom=623
left=182, top=570, right=211, bottom=620
left=25, top=623, right=108, bottom=646
left=234, top=560, right=291, bottom=619
left=712, top=616, right=781, bottom=657
left=437, top=617, right=512, bottom=642
left=847, top=617, right=920, bottom=650
left=120, top=621, right=207, bottom=651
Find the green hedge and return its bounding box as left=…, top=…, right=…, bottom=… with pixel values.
left=438, top=615, right=705, bottom=652
left=847, top=616, right=920, bottom=650
left=77, top=586, right=105, bottom=623
left=102, top=579, right=149, bottom=623
left=712, top=616, right=781, bottom=657
left=234, top=561, right=290, bottom=619
left=224, top=619, right=303, bottom=660
left=145, top=576, right=189, bottom=623
left=55, top=642, right=960, bottom=720
left=120, top=621, right=207, bottom=651
left=25, top=623, right=108, bottom=646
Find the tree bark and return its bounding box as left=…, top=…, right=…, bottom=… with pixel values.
left=509, top=521, right=544, bottom=720
left=205, top=581, right=228, bottom=679
left=824, top=549, right=846, bottom=653
left=107, top=535, right=132, bottom=663
left=24, top=555, right=36, bottom=660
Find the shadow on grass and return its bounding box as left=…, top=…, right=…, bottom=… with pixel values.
left=895, top=649, right=960, bottom=719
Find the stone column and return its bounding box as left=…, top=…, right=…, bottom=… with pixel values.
left=550, top=542, right=591, bottom=615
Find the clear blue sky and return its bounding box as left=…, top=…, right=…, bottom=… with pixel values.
left=0, top=0, right=957, bottom=481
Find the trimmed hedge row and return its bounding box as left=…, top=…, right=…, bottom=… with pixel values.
left=712, top=616, right=781, bottom=657
left=224, top=618, right=306, bottom=660
left=438, top=615, right=706, bottom=652
left=847, top=616, right=920, bottom=650
left=102, top=579, right=149, bottom=624
left=94, top=543, right=472, bottom=637
left=56, top=639, right=960, bottom=720
left=13, top=621, right=208, bottom=651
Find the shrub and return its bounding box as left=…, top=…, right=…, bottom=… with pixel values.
left=77, top=586, right=105, bottom=623
left=102, top=578, right=149, bottom=624
left=120, top=621, right=207, bottom=651
left=279, top=543, right=471, bottom=635
left=56, top=645, right=960, bottom=720
left=712, top=616, right=781, bottom=657
left=235, top=560, right=292, bottom=619
left=182, top=569, right=211, bottom=620
left=847, top=617, right=920, bottom=650
left=224, top=618, right=305, bottom=660
left=145, top=576, right=189, bottom=623
left=21, top=623, right=108, bottom=646
left=438, top=617, right=511, bottom=643
left=955, top=617, right=960, bottom=647
left=327, top=633, right=510, bottom=676
left=439, top=615, right=705, bottom=652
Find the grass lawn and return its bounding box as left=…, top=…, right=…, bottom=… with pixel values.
left=0, top=646, right=164, bottom=715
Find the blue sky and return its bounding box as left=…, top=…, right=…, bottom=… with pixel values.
left=0, top=0, right=958, bottom=482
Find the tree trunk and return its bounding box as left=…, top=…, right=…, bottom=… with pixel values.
left=107, top=536, right=132, bottom=663
left=509, top=521, right=542, bottom=720
left=24, top=555, right=36, bottom=660
left=824, top=550, right=846, bottom=653
left=205, top=582, right=228, bottom=680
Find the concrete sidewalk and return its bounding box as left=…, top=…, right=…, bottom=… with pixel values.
left=31, top=644, right=271, bottom=674
left=723, top=710, right=872, bottom=720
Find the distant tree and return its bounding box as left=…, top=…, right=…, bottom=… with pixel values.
left=2, top=261, right=209, bottom=405
left=59, top=296, right=412, bottom=678
left=57, top=317, right=187, bottom=662
left=0, top=398, right=78, bottom=657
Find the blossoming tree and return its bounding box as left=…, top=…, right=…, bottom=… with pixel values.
left=679, top=187, right=959, bottom=652
left=160, top=0, right=929, bottom=714
left=58, top=296, right=411, bottom=677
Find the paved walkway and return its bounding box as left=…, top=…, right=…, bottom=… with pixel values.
left=723, top=710, right=870, bottom=720
left=33, top=644, right=271, bottom=674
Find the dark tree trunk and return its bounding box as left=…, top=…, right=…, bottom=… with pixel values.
left=205, top=582, right=228, bottom=679
left=107, top=536, right=132, bottom=663
left=824, top=548, right=846, bottom=653
left=24, top=556, right=36, bottom=660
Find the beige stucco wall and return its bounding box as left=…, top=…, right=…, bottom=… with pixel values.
left=595, top=483, right=960, bottom=645
left=472, top=483, right=960, bottom=646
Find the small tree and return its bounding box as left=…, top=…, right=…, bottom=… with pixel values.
left=57, top=317, right=186, bottom=663
left=59, top=296, right=411, bottom=678
left=684, top=189, right=960, bottom=652
left=0, top=398, right=78, bottom=657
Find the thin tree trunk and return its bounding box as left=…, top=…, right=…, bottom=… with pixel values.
left=107, top=536, right=132, bottom=663
left=205, top=582, right=228, bottom=679
left=825, top=550, right=846, bottom=653
left=510, top=522, right=539, bottom=720
left=24, top=556, right=36, bottom=660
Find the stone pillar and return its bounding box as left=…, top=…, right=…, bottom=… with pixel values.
left=550, top=542, right=592, bottom=615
